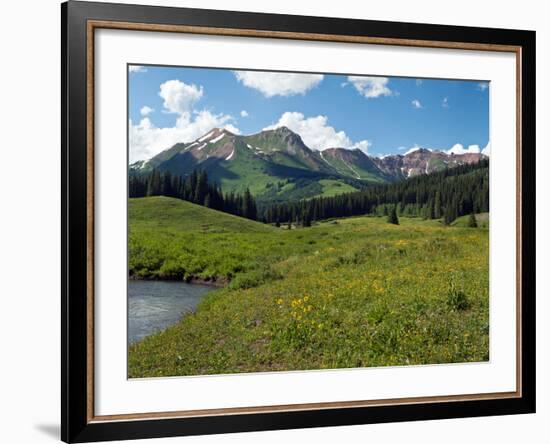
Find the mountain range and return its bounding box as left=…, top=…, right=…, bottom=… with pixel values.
left=130, top=126, right=486, bottom=204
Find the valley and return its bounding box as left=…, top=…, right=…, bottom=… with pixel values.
left=128, top=197, right=489, bottom=377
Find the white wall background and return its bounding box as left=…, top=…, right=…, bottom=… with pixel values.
left=0, top=0, right=547, bottom=443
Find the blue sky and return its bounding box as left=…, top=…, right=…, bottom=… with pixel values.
left=128, top=64, right=489, bottom=163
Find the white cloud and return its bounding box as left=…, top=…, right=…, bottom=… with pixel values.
left=482, top=141, right=491, bottom=156
left=159, top=79, right=203, bottom=114
left=347, top=76, right=393, bottom=98
left=140, top=106, right=154, bottom=116
left=129, top=65, right=147, bottom=73
left=352, top=140, right=372, bottom=153
left=478, top=82, right=489, bottom=91
left=447, top=143, right=481, bottom=155
left=130, top=80, right=239, bottom=163
left=263, top=111, right=371, bottom=153
left=233, top=71, right=323, bottom=97
left=240, top=110, right=249, bottom=117
left=442, top=97, right=449, bottom=108
left=129, top=111, right=240, bottom=163
left=411, top=99, right=423, bottom=109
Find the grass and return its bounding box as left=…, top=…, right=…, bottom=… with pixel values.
left=128, top=197, right=489, bottom=377
left=452, top=212, right=489, bottom=228
left=318, top=179, right=359, bottom=197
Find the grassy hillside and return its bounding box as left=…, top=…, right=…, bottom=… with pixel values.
left=129, top=197, right=489, bottom=377
left=318, top=179, right=360, bottom=197
left=452, top=212, right=489, bottom=228
left=129, top=197, right=274, bottom=283
left=203, top=146, right=360, bottom=204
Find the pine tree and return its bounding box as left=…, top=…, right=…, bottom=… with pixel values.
left=427, top=199, right=435, bottom=219
left=387, top=206, right=399, bottom=225
left=194, top=170, right=209, bottom=204
left=444, top=196, right=458, bottom=225
left=443, top=207, right=453, bottom=226
left=467, top=212, right=478, bottom=228
left=146, top=169, right=161, bottom=196
left=242, top=188, right=257, bottom=220
left=434, top=190, right=442, bottom=219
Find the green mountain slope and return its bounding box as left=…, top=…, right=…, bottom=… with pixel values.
left=130, top=127, right=486, bottom=205
left=320, top=148, right=391, bottom=182
left=131, top=127, right=366, bottom=203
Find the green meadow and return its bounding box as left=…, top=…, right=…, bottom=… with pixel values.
left=128, top=196, right=489, bottom=377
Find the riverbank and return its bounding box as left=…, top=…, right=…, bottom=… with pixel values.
left=129, top=274, right=228, bottom=288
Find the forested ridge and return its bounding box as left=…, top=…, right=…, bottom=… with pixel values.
left=129, top=159, right=488, bottom=226
left=129, top=169, right=258, bottom=220
left=262, top=159, right=489, bottom=226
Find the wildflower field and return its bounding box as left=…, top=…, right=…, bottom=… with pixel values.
left=128, top=196, right=489, bottom=377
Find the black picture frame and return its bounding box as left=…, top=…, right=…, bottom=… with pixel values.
left=62, top=1, right=536, bottom=442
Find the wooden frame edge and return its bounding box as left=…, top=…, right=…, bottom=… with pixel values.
left=86, top=18, right=95, bottom=424
left=89, top=19, right=521, bottom=53
left=81, top=15, right=527, bottom=428
left=90, top=391, right=520, bottom=423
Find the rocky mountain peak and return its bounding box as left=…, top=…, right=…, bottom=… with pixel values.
left=131, top=126, right=488, bottom=193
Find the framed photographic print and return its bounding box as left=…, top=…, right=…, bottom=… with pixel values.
left=61, top=1, right=536, bottom=442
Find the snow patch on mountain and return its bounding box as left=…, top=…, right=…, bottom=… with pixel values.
left=210, top=133, right=225, bottom=144
left=320, top=151, right=331, bottom=164
left=198, top=131, right=214, bottom=142
left=343, top=160, right=361, bottom=179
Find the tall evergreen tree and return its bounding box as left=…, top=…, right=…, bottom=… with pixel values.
left=387, top=206, right=399, bottom=225
left=427, top=199, right=435, bottom=220
left=194, top=170, right=209, bottom=204
left=129, top=169, right=258, bottom=221
left=260, top=159, right=488, bottom=225
left=434, top=190, right=442, bottom=219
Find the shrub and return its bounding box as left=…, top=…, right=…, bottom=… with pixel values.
left=227, top=265, right=282, bottom=290
left=467, top=213, right=478, bottom=228
left=446, top=278, right=470, bottom=311
left=158, top=260, right=186, bottom=280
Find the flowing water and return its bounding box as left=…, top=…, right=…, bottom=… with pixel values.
left=128, top=280, right=214, bottom=344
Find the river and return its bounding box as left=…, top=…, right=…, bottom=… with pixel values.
left=128, top=280, right=215, bottom=344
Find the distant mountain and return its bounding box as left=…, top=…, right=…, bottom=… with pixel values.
left=372, top=148, right=485, bottom=180
left=130, top=126, right=486, bottom=204
left=320, top=147, right=393, bottom=182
